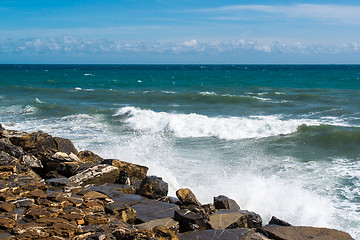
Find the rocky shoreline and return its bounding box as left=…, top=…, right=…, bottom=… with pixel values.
left=0, top=123, right=354, bottom=240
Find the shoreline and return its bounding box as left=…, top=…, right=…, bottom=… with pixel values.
left=0, top=123, right=354, bottom=239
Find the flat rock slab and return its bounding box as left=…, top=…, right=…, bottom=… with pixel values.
left=112, top=194, right=146, bottom=206
left=262, top=225, right=354, bottom=240
left=136, top=217, right=179, bottom=231
left=132, top=199, right=180, bottom=223
left=208, top=209, right=262, bottom=229
left=177, top=228, right=270, bottom=240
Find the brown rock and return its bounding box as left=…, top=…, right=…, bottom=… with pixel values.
left=24, top=189, right=46, bottom=199
left=136, top=217, right=179, bottom=233
left=83, top=201, right=105, bottom=212
left=101, top=159, right=148, bottom=183
left=78, top=150, right=104, bottom=163
left=208, top=209, right=262, bottom=229
left=268, top=216, right=292, bottom=226
left=0, top=217, right=16, bottom=229
left=84, top=214, right=109, bottom=225
left=262, top=225, right=354, bottom=240
left=83, top=191, right=110, bottom=201
left=47, top=222, right=80, bottom=238
left=61, top=213, right=85, bottom=225
left=176, top=188, right=202, bottom=206
left=0, top=165, right=16, bottom=173
left=137, top=176, right=168, bottom=199
left=0, top=203, right=15, bottom=212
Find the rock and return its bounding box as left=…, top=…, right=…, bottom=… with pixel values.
left=46, top=178, right=73, bottom=187
left=137, top=176, right=168, bottom=199
left=208, top=209, right=262, bottom=229
left=83, top=191, right=111, bottom=201
left=0, top=124, right=3, bottom=130
left=101, top=159, right=148, bottom=183
left=261, top=225, right=354, bottom=240
left=69, top=164, right=120, bottom=186
left=136, top=217, right=179, bottom=233
left=0, top=151, right=17, bottom=164
left=132, top=199, right=180, bottom=223
left=78, top=150, right=104, bottom=163
left=214, top=195, right=240, bottom=211
left=174, top=209, right=208, bottom=232
left=0, top=138, right=24, bottom=158
left=0, top=202, right=15, bottom=212
left=105, top=201, right=137, bottom=224
left=83, top=201, right=105, bottom=212
left=158, top=196, right=182, bottom=205
left=176, top=188, right=202, bottom=206
left=10, top=130, right=57, bottom=157
left=118, top=170, right=131, bottom=185
left=20, top=154, right=43, bottom=168
left=0, top=128, right=27, bottom=139
left=0, top=217, right=16, bottom=229
left=12, top=198, right=35, bottom=208
left=53, top=136, right=78, bottom=155
left=177, top=228, right=270, bottom=240
left=56, top=161, right=95, bottom=177
left=84, top=214, right=109, bottom=225
left=268, top=216, right=292, bottom=226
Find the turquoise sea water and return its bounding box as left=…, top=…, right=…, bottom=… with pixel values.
left=1, top=64, right=360, bottom=238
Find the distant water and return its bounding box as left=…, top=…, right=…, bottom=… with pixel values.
left=1, top=64, right=360, bottom=238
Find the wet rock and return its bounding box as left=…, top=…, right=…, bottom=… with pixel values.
left=214, top=195, right=240, bottom=211
left=174, top=209, right=208, bottom=232
left=53, top=136, right=78, bottom=155
left=101, top=159, right=148, bottom=183
left=268, top=216, right=292, bottom=226
left=261, top=225, right=354, bottom=240
left=132, top=199, right=180, bottom=223
left=78, top=150, right=104, bottom=163
left=20, top=154, right=43, bottom=168
left=137, top=175, right=168, bottom=199
left=208, top=209, right=262, bottom=229
left=69, top=164, right=120, bottom=186
left=176, top=188, right=202, bottom=206
left=177, top=228, right=270, bottom=240
left=0, top=138, right=24, bottom=158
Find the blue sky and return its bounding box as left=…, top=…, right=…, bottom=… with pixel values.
left=1, top=0, right=360, bottom=63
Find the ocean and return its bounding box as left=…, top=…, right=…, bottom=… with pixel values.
left=0, top=64, right=359, bottom=238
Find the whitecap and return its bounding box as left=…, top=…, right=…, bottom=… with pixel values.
left=113, top=106, right=322, bottom=140
left=35, top=98, right=42, bottom=103
left=84, top=73, right=94, bottom=76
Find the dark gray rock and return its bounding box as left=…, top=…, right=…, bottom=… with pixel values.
left=214, top=195, right=240, bottom=211
left=137, top=175, right=168, bottom=199
left=45, top=178, right=73, bottom=187
left=174, top=209, right=208, bottom=232
left=261, top=225, right=354, bottom=240
left=0, top=138, right=24, bottom=158
left=177, top=228, right=270, bottom=240
left=268, top=216, right=292, bottom=226
left=132, top=198, right=180, bottom=223
left=53, top=136, right=78, bottom=155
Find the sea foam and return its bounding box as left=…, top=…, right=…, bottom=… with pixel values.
left=114, top=106, right=321, bottom=140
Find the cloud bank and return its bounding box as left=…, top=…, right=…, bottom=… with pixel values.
left=1, top=36, right=359, bottom=56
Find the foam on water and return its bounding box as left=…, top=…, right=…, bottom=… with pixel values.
left=114, top=106, right=330, bottom=140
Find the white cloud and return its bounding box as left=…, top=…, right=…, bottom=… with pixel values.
left=191, top=4, right=360, bottom=25
left=1, top=36, right=360, bottom=57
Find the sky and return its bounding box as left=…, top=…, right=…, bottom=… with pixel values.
left=1, top=0, right=360, bottom=64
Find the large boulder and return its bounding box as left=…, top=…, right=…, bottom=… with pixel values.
left=177, top=228, right=270, bottom=240
left=176, top=188, right=202, bottom=206
left=214, top=195, right=240, bottom=211
left=137, top=176, right=168, bottom=199
left=69, top=164, right=120, bottom=186
left=53, top=137, right=78, bottom=155
left=101, top=159, right=148, bottom=184
left=208, top=209, right=262, bottom=229
left=174, top=209, right=208, bottom=232
left=132, top=199, right=180, bottom=223
left=261, top=225, right=354, bottom=240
